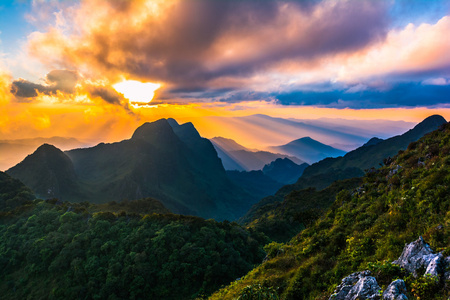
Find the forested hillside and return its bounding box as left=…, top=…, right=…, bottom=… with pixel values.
left=211, top=122, right=450, bottom=299
left=0, top=194, right=268, bottom=299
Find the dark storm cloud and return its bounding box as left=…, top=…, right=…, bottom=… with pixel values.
left=10, top=69, right=79, bottom=98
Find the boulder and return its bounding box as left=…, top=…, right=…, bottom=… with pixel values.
left=345, top=276, right=381, bottom=300
left=382, top=279, right=408, bottom=300
left=393, top=237, right=438, bottom=277
left=329, top=271, right=381, bottom=300
left=425, top=253, right=444, bottom=278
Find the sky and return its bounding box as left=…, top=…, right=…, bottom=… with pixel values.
left=0, top=0, right=450, bottom=143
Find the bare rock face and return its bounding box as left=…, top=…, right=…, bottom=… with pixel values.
left=425, top=253, right=444, bottom=277
left=329, top=271, right=381, bottom=300
left=382, top=279, right=408, bottom=300
left=345, top=276, right=381, bottom=300
left=393, top=236, right=438, bottom=277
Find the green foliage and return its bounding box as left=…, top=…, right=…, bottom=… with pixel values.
left=366, top=260, right=405, bottom=287
left=211, top=122, right=450, bottom=300
left=238, top=284, right=280, bottom=300
left=0, top=198, right=268, bottom=299
left=406, top=274, right=441, bottom=300
left=243, top=178, right=362, bottom=243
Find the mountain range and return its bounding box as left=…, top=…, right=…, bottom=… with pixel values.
left=7, top=119, right=255, bottom=221
left=242, top=115, right=447, bottom=227
left=192, top=114, right=414, bottom=150
left=210, top=136, right=304, bottom=171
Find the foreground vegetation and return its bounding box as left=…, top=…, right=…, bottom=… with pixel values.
left=0, top=197, right=268, bottom=299
left=211, top=123, right=450, bottom=299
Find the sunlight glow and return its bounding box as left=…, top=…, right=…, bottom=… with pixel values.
left=113, top=80, right=161, bottom=104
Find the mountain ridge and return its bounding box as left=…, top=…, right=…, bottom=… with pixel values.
left=7, top=119, right=255, bottom=221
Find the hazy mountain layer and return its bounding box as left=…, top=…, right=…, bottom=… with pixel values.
left=211, top=136, right=304, bottom=171
left=194, top=114, right=414, bottom=150
left=268, top=136, right=346, bottom=164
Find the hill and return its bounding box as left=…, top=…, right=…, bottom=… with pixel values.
left=7, top=144, right=83, bottom=201
left=211, top=136, right=304, bottom=171
left=210, top=121, right=450, bottom=300
left=0, top=136, right=88, bottom=171
left=268, top=137, right=346, bottom=164
left=262, top=158, right=309, bottom=184
left=240, top=177, right=362, bottom=243
left=0, top=198, right=268, bottom=299
left=7, top=119, right=254, bottom=221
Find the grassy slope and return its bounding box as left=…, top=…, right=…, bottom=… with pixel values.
left=243, top=177, right=362, bottom=243
left=210, top=122, right=450, bottom=300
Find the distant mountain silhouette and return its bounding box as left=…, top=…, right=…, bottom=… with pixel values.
left=7, top=119, right=255, bottom=221
left=262, top=158, right=309, bottom=184
left=7, top=144, right=82, bottom=200
left=362, top=137, right=384, bottom=147
left=210, top=136, right=304, bottom=171
left=0, top=136, right=88, bottom=170
left=268, top=137, right=346, bottom=164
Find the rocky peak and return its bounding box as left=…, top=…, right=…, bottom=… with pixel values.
left=131, top=119, right=174, bottom=141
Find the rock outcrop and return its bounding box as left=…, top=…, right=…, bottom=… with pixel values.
left=392, top=236, right=438, bottom=277
left=329, top=271, right=381, bottom=300
left=330, top=237, right=450, bottom=300
left=382, top=279, right=408, bottom=300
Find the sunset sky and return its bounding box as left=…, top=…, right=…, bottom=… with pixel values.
left=0, top=0, right=449, bottom=143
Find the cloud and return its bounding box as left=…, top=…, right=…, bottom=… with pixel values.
left=11, top=69, right=79, bottom=98
left=86, top=85, right=133, bottom=113
left=17, top=0, right=450, bottom=109
left=25, top=0, right=388, bottom=89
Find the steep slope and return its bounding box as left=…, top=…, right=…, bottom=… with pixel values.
left=210, top=136, right=304, bottom=171
left=7, top=144, right=82, bottom=201
left=262, top=158, right=309, bottom=184
left=268, top=137, right=346, bottom=164
left=210, top=121, right=450, bottom=300
left=8, top=119, right=254, bottom=221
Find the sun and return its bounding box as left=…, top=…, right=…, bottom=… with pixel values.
left=113, top=80, right=161, bottom=103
